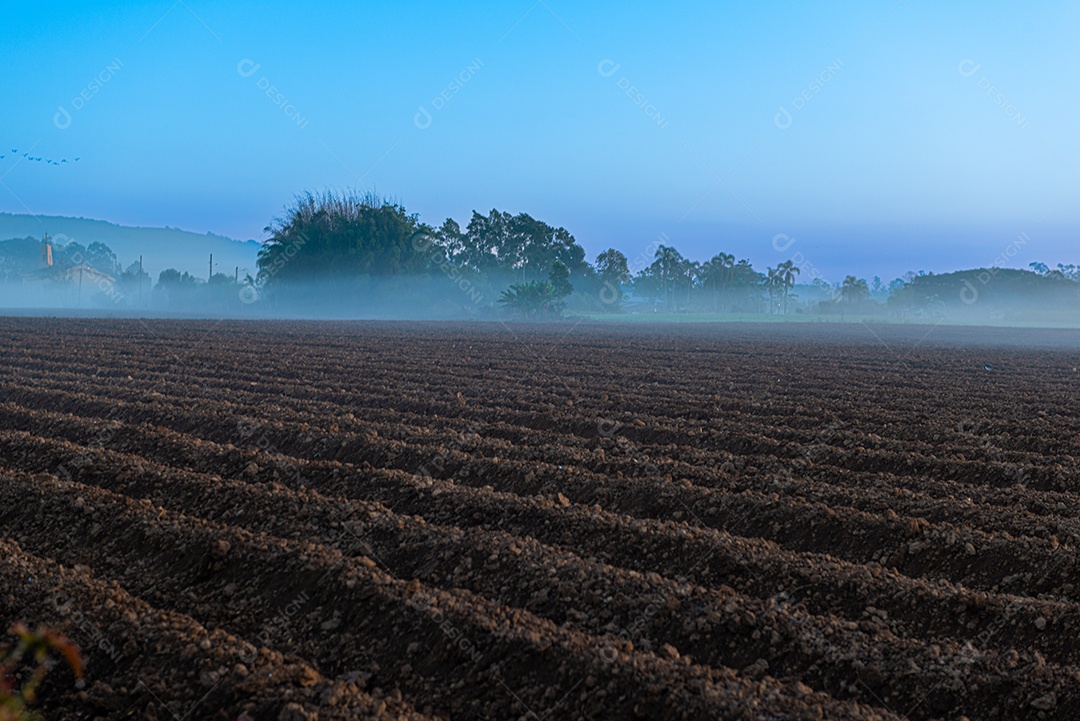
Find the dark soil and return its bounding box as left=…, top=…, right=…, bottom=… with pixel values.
left=2, top=318, right=1079, bottom=720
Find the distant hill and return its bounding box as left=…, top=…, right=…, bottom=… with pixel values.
left=891, top=267, right=1080, bottom=321
left=0, top=213, right=261, bottom=282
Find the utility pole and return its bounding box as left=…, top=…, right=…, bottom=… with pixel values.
left=209, top=253, right=213, bottom=281
left=139, top=255, right=143, bottom=307
left=235, top=266, right=238, bottom=284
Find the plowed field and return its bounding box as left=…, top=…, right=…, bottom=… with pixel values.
left=2, top=318, right=1080, bottom=721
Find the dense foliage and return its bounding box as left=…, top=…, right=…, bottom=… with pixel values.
left=0, top=190, right=1077, bottom=319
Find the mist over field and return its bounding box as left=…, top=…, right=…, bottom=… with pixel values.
left=0, top=200, right=1077, bottom=326
left=3, top=2, right=1079, bottom=327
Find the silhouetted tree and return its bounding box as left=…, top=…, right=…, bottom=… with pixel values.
left=498, top=280, right=565, bottom=319
left=701, top=252, right=735, bottom=311
left=154, top=268, right=199, bottom=308
left=644, top=245, right=692, bottom=312
left=595, top=248, right=629, bottom=306
left=116, top=261, right=151, bottom=306
left=455, top=209, right=586, bottom=282
left=764, top=267, right=782, bottom=314
left=0, top=236, right=41, bottom=281
left=776, top=260, right=800, bottom=313
left=85, top=242, right=121, bottom=277
left=548, top=260, right=573, bottom=298
left=841, top=275, right=870, bottom=303
left=258, top=190, right=430, bottom=286
left=157, top=268, right=197, bottom=287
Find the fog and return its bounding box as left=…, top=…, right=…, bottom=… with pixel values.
left=0, top=275, right=490, bottom=321
left=2, top=268, right=1079, bottom=337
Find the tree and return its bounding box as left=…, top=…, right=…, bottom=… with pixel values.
left=679, top=258, right=699, bottom=311
left=511, top=212, right=586, bottom=279
left=116, top=261, right=151, bottom=306
left=776, top=260, right=800, bottom=313
left=764, top=267, right=782, bottom=314
left=841, top=275, right=870, bottom=303
left=432, top=218, right=466, bottom=261
left=646, top=245, right=690, bottom=312
left=548, top=259, right=573, bottom=298
left=85, top=242, right=121, bottom=277
left=595, top=248, right=629, bottom=306
left=53, top=241, right=87, bottom=270
left=812, top=278, right=833, bottom=294
left=497, top=280, right=565, bottom=319
left=153, top=268, right=199, bottom=308
left=631, top=265, right=662, bottom=311
left=457, top=209, right=514, bottom=275
left=456, top=209, right=586, bottom=282
left=700, top=252, right=735, bottom=311
left=728, top=259, right=765, bottom=311
left=156, top=268, right=197, bottom=288
left=258, top=190, right=429, bottom=287
left=0, top=237, right=43, bottom=281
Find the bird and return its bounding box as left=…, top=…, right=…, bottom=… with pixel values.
left=74, top=157, right=80, bottom=161
left=61, top=159, right=67, bottom=163
left=9, top=149, right=15, bottom=153
left=983, top=362, right=993, bottom=371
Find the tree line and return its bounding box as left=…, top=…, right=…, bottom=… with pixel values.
left=1, top=190, right=1075, bottom=318
left=249, top=191, right=915, bottom=318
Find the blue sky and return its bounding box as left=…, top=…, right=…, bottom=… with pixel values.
left=3, top=1, right=1079, bottom=280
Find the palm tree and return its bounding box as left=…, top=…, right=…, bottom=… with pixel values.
left=680, top=258, right=699, bottom=311
left=700, top=258, right=722, bottom=312
left=652, top=245, right=685, bottom=312
left=498, top=280, right=565, bottom=319
left=776, top=260, right=800, bottom=314
left=717, top=252, right=734, bottom=289
left=702, top=252, right=735, bottom=312
left=841, top=275, right=869, bottom=304
left=764, top=267, right=782, bottom=314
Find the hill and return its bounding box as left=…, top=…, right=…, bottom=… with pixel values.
left=0, top=213, right=261, bottom=281
left=890, top=267, right=1080, bottom=322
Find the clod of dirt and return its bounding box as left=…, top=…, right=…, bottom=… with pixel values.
left=1031, top=693, right=1057, bottom=711
left=278, top=702, right=319, bottom=721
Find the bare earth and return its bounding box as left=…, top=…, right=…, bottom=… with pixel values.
left=2, top=318, right=1080, bottom=720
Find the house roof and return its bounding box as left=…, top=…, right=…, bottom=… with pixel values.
left=22, top=264, right=116, bottom=283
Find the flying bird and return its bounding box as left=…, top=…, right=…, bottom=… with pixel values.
left=983, top=362, right=993, bottom=371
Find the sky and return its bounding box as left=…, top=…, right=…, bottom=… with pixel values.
left=3, top=0, right=1080, bottom=281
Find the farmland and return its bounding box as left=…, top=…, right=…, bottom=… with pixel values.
left=1, top=318, right=1080, bottom=720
